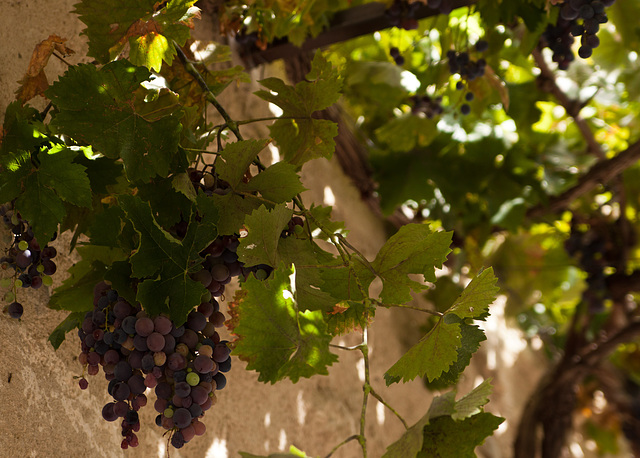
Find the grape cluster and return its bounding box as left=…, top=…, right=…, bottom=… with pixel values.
left=389, top=47, right=404, bottom=66
left=385, top=0, right=421, bottom=30
left=0, top=202, right=58, bottom=319
left=544, top=0, right=614, bottom=68
left=78, top=282, right=231, bottom=449
left=409, top=94, right=444, bottom=118
left=447, top=41, right=488, bottom=115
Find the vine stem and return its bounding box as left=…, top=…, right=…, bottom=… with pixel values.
left=358, top=327, right=370, bottom=457
left=324, top=435, right=360, bottom=458
left=377, top=300, right=444, bottom=317
left=369, top=386, right=409, bottom=430
left=174, top=42, right=244, bottom=142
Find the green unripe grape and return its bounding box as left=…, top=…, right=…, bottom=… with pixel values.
left=11, top=214, right=19, bottom=226
left=15, top=279, right=23, bottom=288
left=18, top=240, right=29, bottom=251
left=37, top=264, right=45, bottom=273
left=163, top=408, right=174, bottom=418
left=201, top=289, right=212, bottom=303
left=186, top=372, right=200, bottom=386
left=42, top=275, right=53, bottom=286
left=293, top=224, right=304, bottom=235
left=255, top=269, right=268, bottom=281
left=0, top=278, right=12, bottom=288
left=186, top=367, right=192, bottom=372
left=4, top=291, right=15, bottom=302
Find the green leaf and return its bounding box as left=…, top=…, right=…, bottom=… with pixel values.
left=104, top=260, right=137, bottom=305
left=384, top=318, right=461, bottom=384
left=277, top=237, right=338, bottom=312
left=0, top=102, right=45, bottom=158
left=88, top=205, right=125, bottom=247
left=48, top=311, right=85, bottom=350
left=47, top=61, right=182, bottom=182
left=267, top=118, right=339, bottom=167
left=233, top=264, right=338, bottom=383
left=239, top=445, right=311, bottom=458
left=49, top=246, right=127, bottom=311
left=255, top=52, right=341, bottom=166
left=216, top=139, right=270, bottom=189
left=447, top=268, right=499, bottom=321
left=0, top=150, right=31, bottom=203
left=452, top=379, right=494, bottom=421
left=15, top=173, right=65, bottom=244
left=428, top=320, right=486, bottom=388
left=118, top=195, right=216, bottom=324
left=74, top=0, right=199, bottom=70
left=372, top=225, right=452, bottom=304
left=237, top=204, right=293, bottom=267
left=241, top=161, right=306, bottom=203
left=383, top=382, right=502, bottom=458
left=172, top=172, right=197, bottom=201
left=326, top=300, right=375, bottom=335
left=419, top=413, right=504, bottom=458
left=375, top=115, right=438, bottom=152
left=39, top=146, right=92, bottom=208
left=207, top=192, right=261, bottom=236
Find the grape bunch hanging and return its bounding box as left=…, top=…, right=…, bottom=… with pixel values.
left=543, top=0, right=615, bottom=69
left=0, top=202, right=58, bottom=319
left=78, top=282, right=231, bottom=449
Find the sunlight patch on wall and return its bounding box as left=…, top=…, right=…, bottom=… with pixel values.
left=297, top=391, right=307, bottom=425
left=264, top=411, right=271, bottom=427
left=206, top=437, right=229, bottom=458
left=157, top=439, right=166, bottom=457
left=356, top=357, right=365, bottom=382
left=278, top=429, right=288, bottom=451
left=376, top=399, right=385, bottom=426
left=324, top=186, right=336, bottom=206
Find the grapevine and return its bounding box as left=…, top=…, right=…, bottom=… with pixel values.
left=2, top=0, right=640, bottom=457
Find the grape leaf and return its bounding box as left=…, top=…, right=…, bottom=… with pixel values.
left=88, top=205, right=125, bottom=247
left=237, top=205, right=293, bottom=268
left=38, top=146, right=92, bottom=208
left=208, top=192, right=261, bottom=236
left=46, top=61, right=182, bottom=182
left=118, top=195, right=216, bottom=324
left=375, top=115, right=438, bottom=152
left=383, top=381, right=502, bottom=458
left=326, top=300, right=376, bottom=335
left=216, top=139, right=270, bottom=189
left=0, top=150, right=31, bottom=203
left=384, top=318, right=461, bottom=385
left=74, top=0, right=199, bottom=71
left=0, top=102, right=46, bottom=156
left=232, top=264, right=338, bottom=383
left=15, top=173, right=66, bottom=244
left=172, top=172, right=197, bottom=201
left=428, top=320, right=486, bottom=388
left=241, top=161, right=306, bottom=203
left=255, top=52, right=341, bottom=166
left=104, top=260, right=137, bottom=305
left=277, top=237, right=338, bottom=312
left=372, top=225, right=452, bottom=304
left=446, top=268, right=499, bottom=321
left=419, top=413, right=504, bottom=458
left=48, top=311, right=85, bottom=350
left=49, top=246, right=127, bottom=312
left=239, top=445, right=311, bottom=458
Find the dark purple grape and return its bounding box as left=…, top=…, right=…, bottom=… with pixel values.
left=6, top=301, right=23, bottom=319
left=175, top=381, right=191, bottom=398
left=194, top=355, right=214, bottom=373
left=153, top=315, right=172, bottom=335
left=173, top=408, right=192, bottom=429
left=41, top=260, right=56, bottom=275
left=114, top=361, right=133, bottom=382
left=171, top=431, right=185, bottom=448
left=135, top=317, right=154, bottom=337
left=102, top=403, right=118, bottom=422
left=213, top=372, right=227, bottom=390
left=147, top=332, right=165, bottom=352
left=113, top=382, right=131, bottom=401
left=460, top=104, right=471, bottom=115
left=187, top=311, right=207, bottom=332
